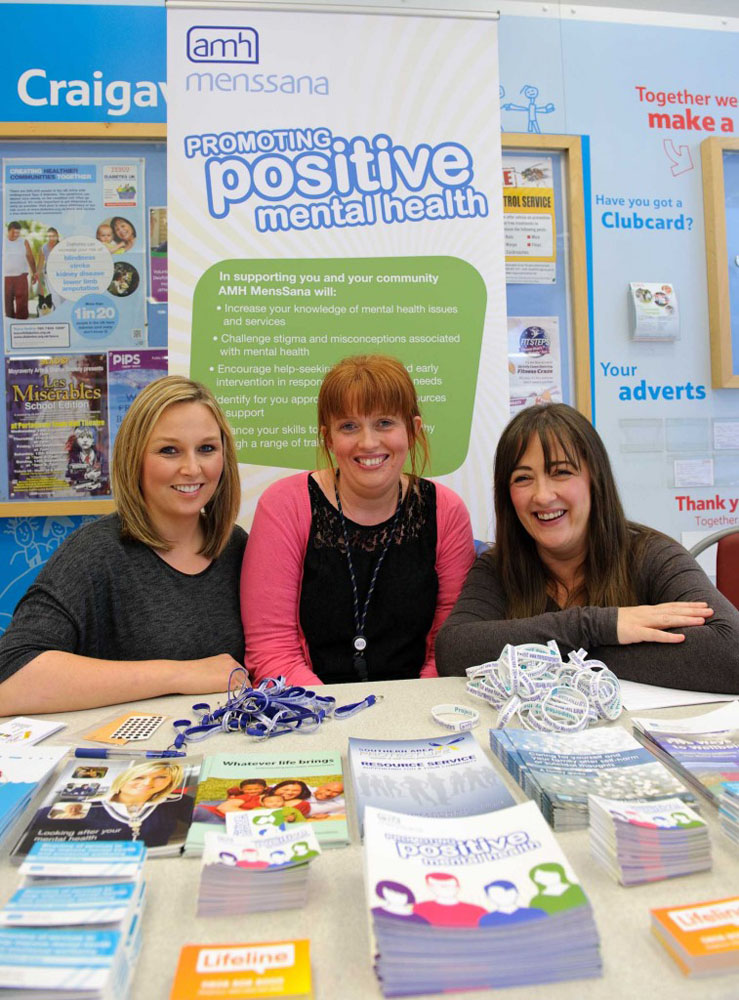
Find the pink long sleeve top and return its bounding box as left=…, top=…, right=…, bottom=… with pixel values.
left=241, top=472, right=475, bottom=686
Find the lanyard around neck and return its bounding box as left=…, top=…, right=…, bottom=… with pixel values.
left=334, top=475, right=404, bottom=682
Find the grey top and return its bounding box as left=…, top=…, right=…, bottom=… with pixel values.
left=436, top=532, right=739, bottom=693
left=0, top=514, right=247, bottom=682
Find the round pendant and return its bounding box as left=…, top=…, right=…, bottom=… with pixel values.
left=353, top=635, right=367, bottom=652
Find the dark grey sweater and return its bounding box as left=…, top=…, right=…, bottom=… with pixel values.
left=436, top=533, right=739, bottom=693
left=0, top=515, right=247, bottom=682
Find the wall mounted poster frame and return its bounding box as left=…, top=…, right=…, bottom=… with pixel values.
left=0, top=122, right=166, bottom=517
left=702, top=136, right=739, bottom=389
left=502, top=133, right=591, bottom=419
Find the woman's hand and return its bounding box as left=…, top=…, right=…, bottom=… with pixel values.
left=617, top=602, right=713, bottom=644
left=179, top=654, right=248, bottom=694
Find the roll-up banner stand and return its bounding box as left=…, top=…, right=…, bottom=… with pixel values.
left=167, top=1, right=506, bottom=537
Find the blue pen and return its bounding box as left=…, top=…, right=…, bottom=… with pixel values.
left=74, top=747, right=186, bottom=759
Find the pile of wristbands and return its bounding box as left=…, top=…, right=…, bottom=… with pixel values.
left=172, top=669, right=377, bottom=748
left=466, top=641, right=622, bottom=733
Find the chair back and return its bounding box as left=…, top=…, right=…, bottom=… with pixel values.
left=716, top=531, right=739, bottom=611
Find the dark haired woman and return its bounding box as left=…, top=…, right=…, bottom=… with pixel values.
left=436, top=403, right=739, bottom=691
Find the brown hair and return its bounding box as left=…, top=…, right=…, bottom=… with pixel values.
left=111, top=375, right=240, bottom=558
left=491, top=403, right=648, bottom=615
left=317, top=354, right=429, bottom=477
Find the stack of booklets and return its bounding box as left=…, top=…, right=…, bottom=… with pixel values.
left=490, top=726, right=692, bottom=830
left=0, top=745, right=68, bottom=845
left=0, top=841, right=146, bottom=999
left=197, top=825, right=320, bottom=916
left=589, top=794, right=711, bottom=886
left=633, top=701, right=739, bottom=805
left=718, top=782, right=739, bottom=844
left=184, top=750, right=348, bottom=856
left=651, top=895, right=739, bottom=976
left=364, top=801, right=601, bottom=995
left=11, top=753, right=201, bottom=859
left=348, top=731, right=514, bottom=836
left=170, top=939, right=313, bottom=1000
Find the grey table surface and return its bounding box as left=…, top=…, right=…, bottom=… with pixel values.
left=2, top=675, right=738, bottom=999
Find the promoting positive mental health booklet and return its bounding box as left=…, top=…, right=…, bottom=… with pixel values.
left=364, top=800, right=601, bottom=996
left=184, top=751, right=348, bottom=856
left=348, top=731, right=514, bottom=835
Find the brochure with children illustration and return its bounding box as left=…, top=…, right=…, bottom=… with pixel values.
left=11, top=755, right=200, bottom=860
left=633, top=701, right=739, bottom=805
left=184, top=751, right=348, bottom=856
left=348, top=731, right=514, bottom=834
left=490, top=726, right=691, bottom=830
left=363, top=801, right=601, bottom=995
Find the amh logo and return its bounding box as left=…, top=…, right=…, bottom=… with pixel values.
left=186, top=26, right=259, bottom=65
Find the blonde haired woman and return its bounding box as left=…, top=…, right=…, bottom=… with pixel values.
left=0, top=376, right=246, bottom=714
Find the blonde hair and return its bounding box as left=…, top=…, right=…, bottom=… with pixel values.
left=111, top=375, right=240, bottom=558
left=317, top=354, right=429, bottom=477
left=108, top=760, right=184, bottom=804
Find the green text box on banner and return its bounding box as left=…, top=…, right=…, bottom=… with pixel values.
left=191, top=256, right=486, bottom=476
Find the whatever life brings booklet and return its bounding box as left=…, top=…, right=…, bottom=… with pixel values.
left=347, top=731, right=515, bottom=835
left=0, top=745, right=69, bottom=845
left=364, top=801, right=601, bottom=996
left=184, top=751, right=348, bottom=857
left=490, top=726, right=692, bottom=830
left=10, top=755, right=201, bottom=860
left=651, top=895, right=739, bottom=976
left=632, top=701, right=739, bottom=805
left=170, top=939, right=312, bottom=1000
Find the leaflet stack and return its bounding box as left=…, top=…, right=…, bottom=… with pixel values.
left=651, top=895, right=739, bottom=976
left=718, top=782, right=739, bottom=844
left=364, top=801, right=601, bottom=996
left=197, top=825, right=320, bottom=917
left=633, top=701, right=739, bottom=805
left=589, top=794, right=711, bottom=885
left=0, top=746, right=68, bottom=845
left=0, top=841, right=147, bottom=1000
left=489, top=726, right=692, bottom=830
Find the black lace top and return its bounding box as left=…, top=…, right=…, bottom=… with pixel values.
left=299, top=476, right=438, bottom=683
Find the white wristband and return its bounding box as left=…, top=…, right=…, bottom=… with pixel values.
left=431, top=704, right=479, bottom=731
